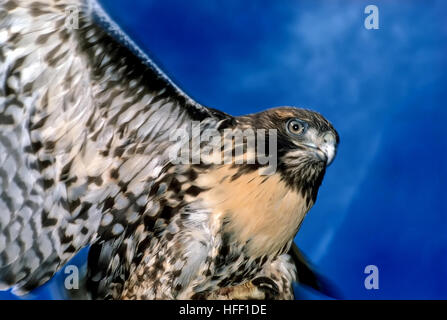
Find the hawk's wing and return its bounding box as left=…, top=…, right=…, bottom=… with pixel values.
left=0, top=0, right=229, bottom=294
left=289, top=243, right=341, bottom=299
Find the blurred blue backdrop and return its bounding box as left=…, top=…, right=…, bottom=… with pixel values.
left=1, top=0, right=446, bottom=299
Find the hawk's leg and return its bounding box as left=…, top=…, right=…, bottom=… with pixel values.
left=203, top=252, right=297, bottom=300
left=205, top=277, right=280, bottom=300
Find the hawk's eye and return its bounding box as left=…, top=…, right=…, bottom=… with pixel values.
left=286, top=119, right=307, bottom=136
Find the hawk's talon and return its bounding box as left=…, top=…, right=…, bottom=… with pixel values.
left=252, top=277, right=280, bottom=299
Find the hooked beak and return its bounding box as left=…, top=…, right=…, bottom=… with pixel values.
left=303, top=142, right=336, bottom=166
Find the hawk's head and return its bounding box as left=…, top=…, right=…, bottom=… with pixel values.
left=238, top=107, right=339, bottom=199
left=192, top=107, right=339, bottom=257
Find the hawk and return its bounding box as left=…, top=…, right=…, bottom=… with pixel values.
left=0, top=0, right=339, bottom=299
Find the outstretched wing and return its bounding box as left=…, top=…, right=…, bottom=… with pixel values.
left=0, top=0, right=229, bottom=294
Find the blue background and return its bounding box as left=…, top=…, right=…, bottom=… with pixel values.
left=1, top=0, right=446, bottom=299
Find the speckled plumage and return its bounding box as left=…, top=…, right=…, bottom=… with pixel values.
left=0, top=0, right=339, bottom=299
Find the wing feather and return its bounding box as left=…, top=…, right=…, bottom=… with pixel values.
left=289, top=243, right=341, bottom=299
left=0, top=0, right=229, bottom=293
